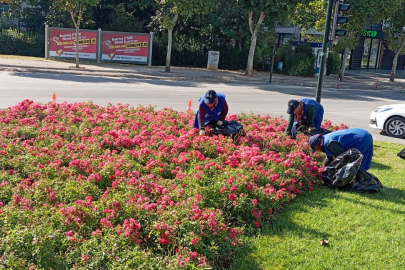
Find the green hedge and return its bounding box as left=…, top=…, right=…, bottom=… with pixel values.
left=275, top=42, right=316, bottom=77
left=0, top=29, right=44, bottom=57
left=326, top=51, right=341, bottom=75
left=151, top=32, right=265, bottom=71
left=0, top=28, right=267, bottom=71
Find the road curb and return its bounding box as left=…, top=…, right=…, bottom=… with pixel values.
left=0, top=66, right=271, bottom=84
left=1, top=66, right=404, bottom=91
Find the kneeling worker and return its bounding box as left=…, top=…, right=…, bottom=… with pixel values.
left=285, top=98, right=324, bottom=138
left=309, top=128, right=373, bottom=170
left=193, top=90, right=228, bottom=135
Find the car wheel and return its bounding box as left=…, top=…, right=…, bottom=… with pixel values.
left=385, top=116, right=405, bottom=138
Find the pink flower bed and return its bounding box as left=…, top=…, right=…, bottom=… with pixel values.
left=0, top=100, right=346, bottom=269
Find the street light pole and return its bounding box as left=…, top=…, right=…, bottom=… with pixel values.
left=315, top=0, right=334, bottom=103
left=269, top=21, right=278, bottom=84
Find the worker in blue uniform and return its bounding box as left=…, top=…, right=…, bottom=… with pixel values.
left=309, top=128, right=373, bottom=170
left=285, top=98, right=324, bottom=138
left=194, top=90, right=228, bottom=135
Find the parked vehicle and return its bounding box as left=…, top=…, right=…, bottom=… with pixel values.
left=370, top=104, right=405, bottom=138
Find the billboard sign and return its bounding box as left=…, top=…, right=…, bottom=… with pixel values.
left=101, top=32, right=150, bottom=64
left=49, top=29, right=98, bottom=60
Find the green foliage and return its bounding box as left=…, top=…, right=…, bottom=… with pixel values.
left=151, top=31, right=252, bottom=70
left=292, top=0, right=400, bottom=51
left=326, top=51, right=341, bottom=75
left=384, top=0, right=405, bottom=55
left=102, top=3, right=143, bottom=33
left=276, top=42, right=316, bottom=77
left=152, top=0, right=217, bottom=30
left=53, top=0, right=101, bottom=28
left=5, top=0, right=52, bottom=31
left=0, top=29, right=44, bottom=57
left=172, top=0, right=217, bottom=17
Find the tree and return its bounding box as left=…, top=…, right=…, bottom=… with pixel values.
left=293, top=0, right=399, bottom=80
left=236, top=0, right=297, bottom=76
left=5, top=0, right=52, bottom=31
left=152, top=0, right=216, bottom=73
left=204, top=0, right=249, bottom=53
left=383, top=0, right=405, bottom=81
left=332, top=0, right=400, bottom=79
left=91, top=0, right=152, bottom=32
left=53, top=0, right=101, bottom=68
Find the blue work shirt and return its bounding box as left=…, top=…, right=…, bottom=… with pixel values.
left=193, top=93, right=226, bottom=129
left=324, top=128, right=373, bottom=170
left=300, top=98, right=324, bottom=129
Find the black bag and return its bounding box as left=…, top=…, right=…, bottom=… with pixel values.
left=211, top=120, right=246, bottom=142
left=351, top=168, right=383, bottom=193
left=322, top=148, right=383, bottom=193
left=322, top=148, right=363, bottom=189
left=397, top=148, right=405, bottom=160
left=297, top=125, right=332, bottom=137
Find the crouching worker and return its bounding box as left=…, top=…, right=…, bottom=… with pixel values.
left=193, top=90, right=228, bottom=135
left=309, top=128, right=373, bottom=170
left=285, top=98, right=324, bottom=138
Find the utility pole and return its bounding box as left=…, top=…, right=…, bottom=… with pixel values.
left=269, top=21, right=278, bottom=84
left=315, top=0, right=334, bottom=103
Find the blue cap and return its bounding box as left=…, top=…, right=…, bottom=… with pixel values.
left=204, top=90, right=217, bottom=104
left=286, top=99, right=300, bottom=114
left=308, top=134, right=323, bottom=154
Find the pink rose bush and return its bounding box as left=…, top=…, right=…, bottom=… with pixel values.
left=0, top=100, right=345, bottom=269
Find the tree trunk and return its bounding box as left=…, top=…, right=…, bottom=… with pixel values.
left=165, top=28, right=173, bottom=73
left=390, top=51, right=399, bottom=82
left=165, top=13, right=178, bottom=73
left=75, top=25, right=80, bottom=68
left=340, top=47, right=349, bottom=81
left=390, top=39, right=405, bottom=82
left=245, top=11, right=265, bottom=76
left=245, top=30, right=258, bottom=76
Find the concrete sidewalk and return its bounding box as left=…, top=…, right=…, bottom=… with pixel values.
left=1, top=56, right=404, bottom=91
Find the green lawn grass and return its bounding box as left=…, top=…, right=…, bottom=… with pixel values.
left=233, top=140, right=405, bottom=270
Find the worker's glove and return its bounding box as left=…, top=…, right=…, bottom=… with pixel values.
left=217, top=120, right=223, bottom=126
left=199, top=130, right=206, bottom=136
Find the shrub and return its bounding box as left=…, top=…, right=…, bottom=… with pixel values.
left=0, top=100, right=347, bottom=269
left=0, top=29, right=44, bottom=57
left=274, top=42, right=316, bottom=77
left=286, top=43, right=316, bottom=77
left=326, top=51, right=342, bottom=75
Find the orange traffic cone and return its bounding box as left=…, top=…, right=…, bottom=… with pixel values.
left=186, top=99, right=192, bottom=113
left=52, top=92, right=56, bottom=104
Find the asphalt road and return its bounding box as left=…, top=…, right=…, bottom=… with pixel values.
left=1, top=71, right=404, bottom=144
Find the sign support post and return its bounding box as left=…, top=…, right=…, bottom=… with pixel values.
left=45, top=24, right=49, bottom=59
left=97, top=28, right=102, bottom=63
left=148, top=32, right=153, bottom=67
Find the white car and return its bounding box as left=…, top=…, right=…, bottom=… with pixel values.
left=370, top=104, right=405, bottom=138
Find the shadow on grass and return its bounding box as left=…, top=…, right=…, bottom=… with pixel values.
left=228, top=243, right=263, bottom=270
left=371, top=161, right=391, bottom=170
left=228, top=187, right=337, bottom=269
left=266, top=187, right=334, bottom=238
left=348, top=186, right=405, bottom=206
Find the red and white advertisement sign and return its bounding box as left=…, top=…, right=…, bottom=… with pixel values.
left=49, top=29, right=97, bottom=60
left=101, top=33, right=149, bottom=63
